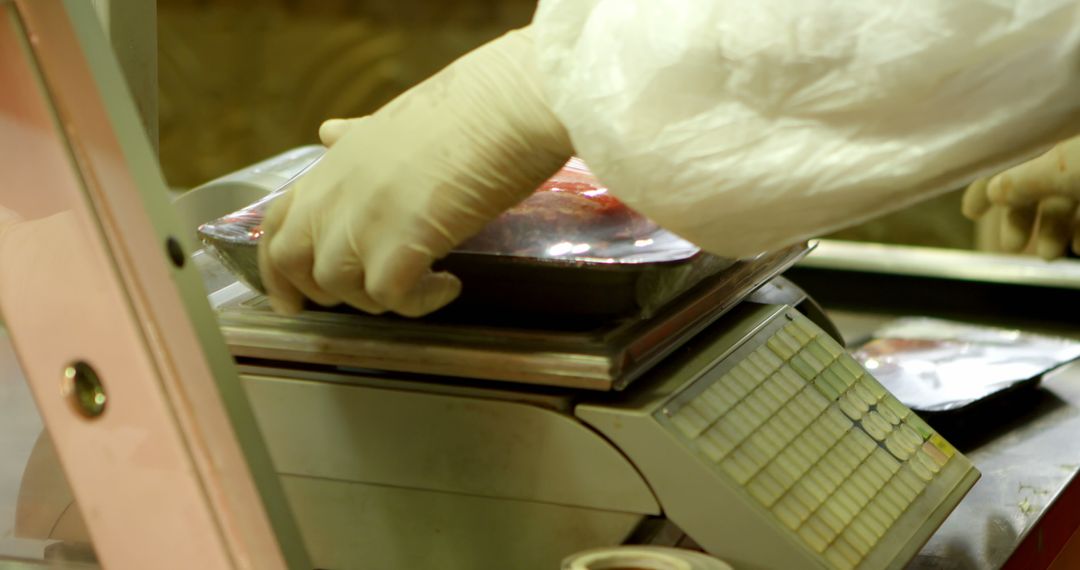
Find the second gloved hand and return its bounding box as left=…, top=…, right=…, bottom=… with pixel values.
left=258, top=28, right=572, bottom=317
left=962, top=136, right=1080, bottom=259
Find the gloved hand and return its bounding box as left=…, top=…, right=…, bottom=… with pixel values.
left=962, top=137, right=1080, bottom=260
left=258, top=28, right=573, bottom=317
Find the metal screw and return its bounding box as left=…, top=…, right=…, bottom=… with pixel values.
left=63, top=362, right=107, bottom=418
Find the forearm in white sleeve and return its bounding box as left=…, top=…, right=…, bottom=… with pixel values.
left=533, top=0, right=1080, bottom=258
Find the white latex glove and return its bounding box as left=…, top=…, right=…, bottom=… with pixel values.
left=962, top=137, right=1080, bottom=259
left=258, top=28, right=572, bottom=317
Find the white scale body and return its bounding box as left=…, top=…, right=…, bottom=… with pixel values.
left=20, top=302, right=978, bottom=570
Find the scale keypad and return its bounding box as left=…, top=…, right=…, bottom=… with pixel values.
left=664, top=313, right=955, bottom=569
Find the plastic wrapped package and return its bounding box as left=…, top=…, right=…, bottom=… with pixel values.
left=854, top=318, right=1080, bottom=413
left=198, top=156, right=734, bottom=317
left=533, top=0, right=1080, bottom=259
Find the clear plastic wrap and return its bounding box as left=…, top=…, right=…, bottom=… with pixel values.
left=198, top=157, right=713, bottom=298
left=854, top=318, right=1080, bottom=413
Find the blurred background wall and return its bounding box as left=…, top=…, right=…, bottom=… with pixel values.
left=157, top=0, right=534, bottom=189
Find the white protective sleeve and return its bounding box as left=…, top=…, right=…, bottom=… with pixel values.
left=532, top=0, right=1080, bottom=258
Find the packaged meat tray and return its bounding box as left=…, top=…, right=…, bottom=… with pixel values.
left=198, top=153, right=733, bottom=317
left=853, top=318, right=1080, bottom=413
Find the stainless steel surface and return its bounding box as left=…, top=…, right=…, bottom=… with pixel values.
left=801, top=240, right=1080, bottom=290
left=218, top=245, right=810, bottom=391
left=829, top=311, right=1080, bottom=570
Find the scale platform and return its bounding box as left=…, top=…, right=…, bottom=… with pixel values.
left=212, top=245, right=811, bottom=391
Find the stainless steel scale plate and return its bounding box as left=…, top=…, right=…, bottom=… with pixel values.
left=213, top=245, right=810, bottom=390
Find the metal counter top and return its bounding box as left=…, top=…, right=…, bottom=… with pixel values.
left=829, top=311, right=1080, bottom=569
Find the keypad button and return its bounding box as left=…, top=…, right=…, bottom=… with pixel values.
left=825, top=541, right=859, bottom=565
left=877, top=485, right=910, bottom=519
left=862, top=421, right=889, bottom=444
left=767, top=335, right=797, bottom=360
left=756, top=346, right=785, bottom=371
left=830, top=487, right=862, bottom=520
left=845, top=391, right=871, bottom=415
left=816, top=502, right=847, bottom=534
left=843, top=523, right=876, bottom=556
left=805, top=342, right=835, bottom=368
left=776, top=329, right=804, bottom=354
left=789, top=394, right=821, bottom=425
left=897, top=465, right=929, bottom=494
left=908, top=456, right=935, bottom=482
left=802, top=386, right=831, bottom=415
left=729, top=366, right=759, bottom=394
left=746, top=351, right=773, bottom=377
left=832, top=447, right=861, bottom=479
left=747, top=429, right=782, bottom=459
left=686, top=400, right=720, bottom=425
left=841, top=477, right=872, bottom=509
left=855, top=510, right=888, bottom=540
left=874, top=401, right=901, bottom=426
left=804, top=470, right=836, bottom=505
left=702, top=423, right=738, bottom=457
left=793, top=316, right=821, bottom=339
left=803, top=430, right=832, bottom=461
left=870, top=494, right=902, bottom=524
left=851, top=382, right=879, bottom=407
left=838, top=396, right=865, bottom=422
left=792, top=481, right=825, bottom=512
left=671, top=406, right=709, bottom=438
left=742, top=440, right=772, bottom=471
left=740, top=360, right=769, bottom=383
left=824, top=406, right=852, bottom=433
left=760, top=377, right=790, bottom=407
left=847, top=470, right=879, bottom=504
left=706, top=385, right=740, bottom=415
left=773, top=496, right=807, bottom=530
left=817, top=334, right=844, bottom=357
left=759, top=423, right=794, bottom=453
left=800, top=349, right=828, bottom=374
left=881, top=395, right=911, bottom=422
left=748, top=471, right=785, bottom=507
left=696, top=436, right=727, bottom=462
left=921, top=441, right=950, bottom=467
left=721, top=449, right=758, bottom=485
left=764, top=460, right=797, bottom=490
left=899, top=423, right=925, bottom=449
left=695, top=389, right=726, bottom=417
left=776, top=367, right=806, bottom=396
left=831, top=363, right=858, bottom=388
left=838, top=353, right=864, bottom=377
left=860, top=374, right=888, bottom=399
left=790, top=355, right=818, bottom=381
left=813, top=372, right=843, bottom=400
left=885, top=433, right=913, bottom=462
left=798, top=523, right=830, bottom=553
left=785, top=322, right=814, bottom=345
left=907, top=413, right=936, bottom=440
left=847, top=430, right=877, bottom=459
left=860, top=459, right=889, bottom=492
left=741, top=392, right=770, bottom=424
left=778, top=448, right=813, bottom=481
left=823, top=493, right=857, bottom=527
left=862, top=497, right=895, bottom=531
left=807, top=513, right=840, bottom=543
left=723, top=407, right=755, bottom=442
left=818, top=457, right=847, bottom=488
